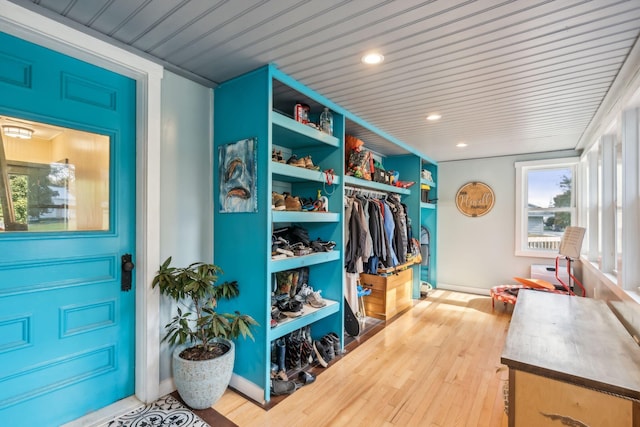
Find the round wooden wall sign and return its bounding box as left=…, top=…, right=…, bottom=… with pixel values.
left=455, top=182, right=495, bottom=217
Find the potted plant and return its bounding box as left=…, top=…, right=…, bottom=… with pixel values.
left=152, top=256, right=258, bottom=409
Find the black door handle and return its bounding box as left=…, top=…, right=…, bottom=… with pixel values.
left=121, top=254, right=135, bottom=291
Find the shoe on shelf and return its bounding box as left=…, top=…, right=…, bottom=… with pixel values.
left=306, top=289, right=326, bottom=308
left=295, top=283, right=313, bottom=302
left=300, top=197, right=316, bottom=211
left=300, top=339, right=313, bottom=366
left=298, top=370, right=316, bottom=385
left=313, top=340, right=330, bottom=368
left=303, top=155, right=320, bottom=170
left=272, top=192, right=286, bottom=211
left=275, top=369, right=288, bottom=381
left=270, top=379, right=299, bottom=396
left=271, top=149, right=279, bottom=162
left=326, top=332, right=341, bottom=355
left=321, top=336, right=336, bottom=361
left=286, top=154, right=306, bottom=168
left=278, top=299, right=303, bottom=317
left=285, top=195, right=302, bottom=211
left=311, top=239, right=336, bottom=252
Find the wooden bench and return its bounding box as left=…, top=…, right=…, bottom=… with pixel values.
left=501, top=290, right=640, bottom=426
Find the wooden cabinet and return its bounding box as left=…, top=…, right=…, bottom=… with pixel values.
left=501, top=291, right=640, bottom=427
left=360, top=268, right=413, bottom=320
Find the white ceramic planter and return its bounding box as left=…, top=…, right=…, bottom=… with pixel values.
left=172, top=338, right=235, bottom=409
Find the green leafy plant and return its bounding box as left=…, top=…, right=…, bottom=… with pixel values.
left=152, top=256, right=258, bottom=360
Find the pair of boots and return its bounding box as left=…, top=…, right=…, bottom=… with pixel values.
left=273, top=338, right=288, bottom=380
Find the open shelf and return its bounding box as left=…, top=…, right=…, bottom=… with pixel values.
left=269, top=251, right=340, bottom=273
left=420, top=177, right=436, bottom=187
left=272, top=210, right=340, bottom=223
left=268, top=299, right=339, bottom=340
left=272, top=111, right=339, bottom=149
left=271, top=161, right=341, bottom=184
left=344, top=175, right=411, bottom=195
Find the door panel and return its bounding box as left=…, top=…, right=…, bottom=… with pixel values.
left=0, top=32, right=136, bottom=426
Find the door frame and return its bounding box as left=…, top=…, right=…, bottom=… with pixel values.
left=0, top=0, right=164, bottom=419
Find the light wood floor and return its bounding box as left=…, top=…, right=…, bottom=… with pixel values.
left=213, top=290, right=513, bottom=427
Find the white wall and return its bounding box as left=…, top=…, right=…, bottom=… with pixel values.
left=437, top=150, right=578, bottom=294
left=158, top=71, right=213, bottom=381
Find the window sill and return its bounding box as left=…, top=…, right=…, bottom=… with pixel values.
left=581, top=257, right=640, bottom=305
left=515, top=250, right=559, bottom=259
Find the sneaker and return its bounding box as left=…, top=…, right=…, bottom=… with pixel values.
left=300, top=197, right=316, bottom=211
left=313, top=340, right=330, bottom=368
left=286, top=154, right=306, bottom=168
left=285, top=195, right=302, bottom=211
left=295, top=283, right=313, bottom=302
left=272, top=192, right=286, bottom=211
left=304, top=155, right=320, bottom=170
left=278, top=299, right=303, bottom=317
left=306, top=289, right=326, bottom=308
left=322, top=336, right=335, bottom=361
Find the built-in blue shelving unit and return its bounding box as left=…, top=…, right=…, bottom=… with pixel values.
left=214, top=64, right=437, bottom=404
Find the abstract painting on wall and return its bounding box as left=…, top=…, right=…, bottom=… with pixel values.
left=218, top=137, right=257, bottom=213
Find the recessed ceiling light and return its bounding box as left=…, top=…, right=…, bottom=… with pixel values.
left=361, top=52, right=384, bottom=65
left=426, top=113, right=442, bottom=121
left=456, top=142, right=468, bottom=148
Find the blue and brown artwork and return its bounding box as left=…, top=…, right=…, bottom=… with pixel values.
left=218, top=137, right=257, bottom=213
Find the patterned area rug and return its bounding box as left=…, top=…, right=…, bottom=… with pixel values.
left=107, top=395, right=210, bottom=427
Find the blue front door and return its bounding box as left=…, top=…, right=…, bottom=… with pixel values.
left=0, top=32, right=136, bottom=426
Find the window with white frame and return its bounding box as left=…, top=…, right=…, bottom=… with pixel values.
left=515, top=158, right=579, bottom=257
left=615, top=140, right=622, bottom=275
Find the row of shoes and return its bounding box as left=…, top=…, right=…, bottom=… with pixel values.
left=270, top=327, right=318, bottom=396
left=272, top=192, right=300, bottom=211
left=271, top=237, right=336, bottom=260
left=272, top=149, right=321, bottom=171
left=271, top=226, right=335, bottom=260
left=313, top=332, right=341, bottom=368
left=269, top=327, right=340, bottom=396
left=272, top=191, right=327, bottom=212
left=271, top=288, right=326, bottom=328
left=270, top=370, right=316, bottom=396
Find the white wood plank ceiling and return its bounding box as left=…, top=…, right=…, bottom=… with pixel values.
left=8, top=0, right=640, bottom=161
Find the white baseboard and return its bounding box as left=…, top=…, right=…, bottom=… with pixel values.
left=436, top=283, right=491, bottom=296
left=229, top=373, right=265, bottom=405
left=160, top=374, right=263, bottom=406
left=159, top=377, right=176, bottom=398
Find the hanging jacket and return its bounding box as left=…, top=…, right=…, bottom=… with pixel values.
left=382, top=201, right=399, bottom=266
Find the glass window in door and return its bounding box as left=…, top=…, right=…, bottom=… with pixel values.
left=0, top=116, right=110, bottom=232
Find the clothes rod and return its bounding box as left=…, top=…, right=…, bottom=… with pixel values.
left=344, top=185, right=389, bottom=198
